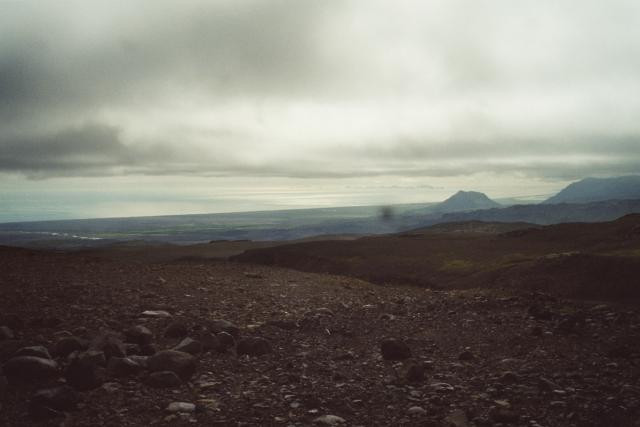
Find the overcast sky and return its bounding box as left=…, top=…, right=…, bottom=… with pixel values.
left=1, top=0, right=639, bottom=220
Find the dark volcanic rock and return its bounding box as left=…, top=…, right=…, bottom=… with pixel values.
left=64, top=355, right=105, bottom=390
left=165, top=321, right=189, bottom=338
left=406, top=363, right=426, bottom=383
left=93, top=335, right=126, bottom=360
left=173, top=337, right=203, bottom=355
left=0, top=368, right=7, bottom=400
left=125, top=325, right=154, bottom=346
left=216, top=332, right=235, bottom=351
left=29, top=385, right=79, bottom=420
left=147, top=350, right=196, bottom=381
left=236, top=337, right=272, bottom=357
left=0, top=314, right=22, bottom=331
left=0, top=326, right=14, bottom=341
left=459, top=350, right=475, bottom=361
left=489, top=407, right=519, bottom=423
left=107, top=357, right=144, bottom=377
left=380, top=339, right=411, bottom=360
left=54, top=336, right=88, bottom=357
left=78, top=349, right=107, bottom=367
left=3, top=356, right=59, bottom=383
left=15, top=346, right=52, bottom=360
left=210, top=320, right=240, bottom=338
left=199, top=332, right=221, bottom=352
left=146, top=370, right=182, bottom=388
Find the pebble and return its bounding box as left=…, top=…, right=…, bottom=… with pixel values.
left=236, top=337, right=272, bottom=357
left=14, top=346, right=52, bottom=360
left=407, top=406, right=427, bottom=416
left=148, top=350, right=197, bottom=381
left=166, top=402, right=196, bottom=413
left=313, top=414, right=346, bottom=425
left=146, top=371, right=182, bottom=388
left=141, top=310, right=172, bottom=318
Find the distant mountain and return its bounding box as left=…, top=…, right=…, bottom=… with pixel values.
left=434, top=191, right=501, bottom=212
left=544, top=176, right=640, bottom=204
left=439, top=198, right=640, bottom=225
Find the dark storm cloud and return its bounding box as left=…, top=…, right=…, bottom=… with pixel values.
left=1, top=0, right=639, bottom=180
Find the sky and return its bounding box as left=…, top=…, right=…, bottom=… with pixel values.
left=1, top=0, right=640, bottom=221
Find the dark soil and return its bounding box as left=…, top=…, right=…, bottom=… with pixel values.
left=1, top=245, right=639, bottom=426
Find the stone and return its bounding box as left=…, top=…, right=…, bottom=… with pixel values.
left=3, top=356, right=59, bottom=383
left=147, top=350, right=196, bottom=381
left=92, top=335, right=126, bottom=360
left=14, top=346, right=52, bottom=360
left=380, top=339, right=411, bottom=360
left=406, top=363, right=426, bottom=383
left=141, top=310, right=172, bottom=318
left=0, top=314, right=22, bottom=331
left=166, top=402, right=196, bottom=413
left=54, top=336, right=87, bottom=357
left=107, top=357, right=144, bottom=377
left=313, top=414, right=346, bottom=425
left=146, top=371, right=182, bottom=388
left=408, top=406, right=427, bottom=415
left=173, top=337, right=203, bottom=355
left=164, top=322, right=189, bottom=338
left=78, top=350, right=107, bottom=367
left=125, top=325, right=154, bottom=346
left=199, top=332, right=221, bottom=352
left=209, top=320, right=240, bottom=338
left=538, top=377, right=561, bottom=392
left=489, top=407, right=519, bottom=423
left=0, top=369, right=7, bottom=400
left=29, top=385, right=79, bottom=420
left=236, top=337, right=272, bottom=357
left=0, top=326, right=14, bottom=341
left=128, top=355, right=149, bottom=368
left=444, top=409, right=469, bottom=427
left=216, top=332, right=235, bottom=351
left=64, top=355, right=105, bottom=390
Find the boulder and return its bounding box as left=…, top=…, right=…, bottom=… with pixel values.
left=209, top=320, right=240, bottom=338
left=14, top=346, right=52, bottom=360
left=236, top=337, right=272, bottom=357
left=146, top=371, right=182, bottom=388
left=54, top=336, right=87, bottom=357
left=29, top=385, right=79, bottom=420
left=125, top=325, right=154, bottom=346
left=173, top=338, right=203, bottom=355
left=3, top=356, right=59, bottom=383
left=0, top=326, right=14, bottom=341
left=147, top=350, right=196, bottom=381
left=64, top=355, right=104, bottom=390
left=164, top=322, right=189, bottom=339
left=107, top=357, right=144, bottom=377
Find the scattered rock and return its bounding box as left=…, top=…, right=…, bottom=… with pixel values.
left=141, top=310, right=172, bottom=318
left=209, top=320, right=240, bottom=338
left=313, top=414, right=346, bottom=425
left=29, top=385, right=79, bottom=420
left=444, top=409, right=469, bottom=427
left=216, top=332, right=235, bottom=350
left=173, top=337, right=203, bottom=355
left=236, top=337, right=272, bottom=356
left=125, top=325, right=154, bottom=346
left=489, top=407, right=519, bottom=423
left=54, top=336, right=87, bottom=357
left=380, top=339, right=411, bottom=360
left=147, top=350, right=196, bottom=381
left=93, top=335, right=126, bottom=360
left=538, top=377, right=561, bottom=392
left=65, top=355, right=105, bottom=390
left=78, top=349, right=107, bottom=367
left=14, top=346, right=52, bottom=360
left=406, top=363, right=426, bottom=383
left=3, top=356, right=59, bottom=383
left=407, top=406, right=427, bottom=416
left=164, top=321, right=189, bottom=338
left=199, top=332, right=221, bottom=352
left=166, top=402, right=196, bottom=413
left=146, top=371, right=182, bottom=388
left=107, top=357, right=144, bottom=377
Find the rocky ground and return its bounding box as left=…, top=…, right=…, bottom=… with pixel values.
left=1, top=245, right=639, bottom=426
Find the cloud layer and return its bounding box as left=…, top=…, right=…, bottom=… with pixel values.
left=1, top=0, right=640, bottom=180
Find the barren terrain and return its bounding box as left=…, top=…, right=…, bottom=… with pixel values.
left=1, top=243, right=639, bottom=426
